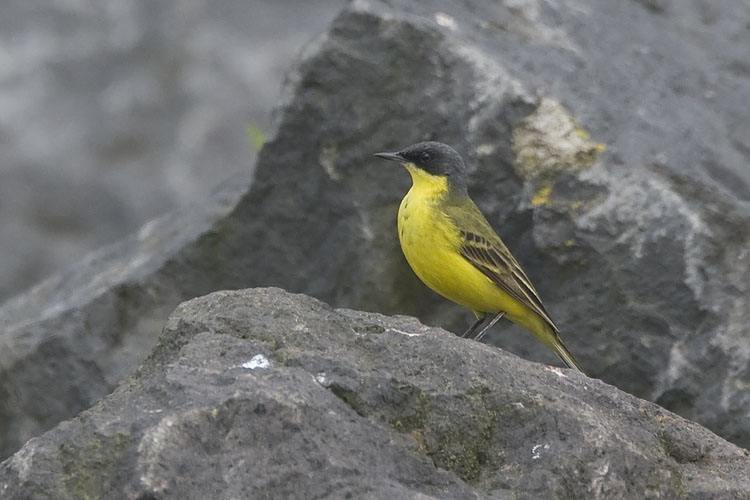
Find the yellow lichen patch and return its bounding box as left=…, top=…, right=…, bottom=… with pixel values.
left=531, top=185, right=552, bottom=207
left=511, top=98, right=605, bottom=181
left=571, top=200, right=585, bottom=210
left=410, top=429, right=427, bottom=453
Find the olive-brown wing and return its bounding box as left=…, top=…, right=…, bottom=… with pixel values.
left=444, top=201, right=559, bottom=331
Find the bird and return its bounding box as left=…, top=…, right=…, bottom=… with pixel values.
left=374, top=141, right=583, bottom=372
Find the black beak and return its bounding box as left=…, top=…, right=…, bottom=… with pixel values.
left=373, top=151, right=403, bottom=162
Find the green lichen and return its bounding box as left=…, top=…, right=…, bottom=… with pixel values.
left=390, top=383, right=505, bottom=486
left=391, top=390, right=430, bottom=432
left=60, top=431, right=134, bottom=499
left=245, top=123, right=266, bottom=152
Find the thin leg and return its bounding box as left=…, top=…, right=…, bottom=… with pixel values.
left=473, top=312, right=506, bottom=342
left=461, top=315, right=486, bottom=338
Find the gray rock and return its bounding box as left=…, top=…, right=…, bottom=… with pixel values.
left=0, top=178, right=246, bottom=460
left=0, top=0, right=346, bottom=302
left=1, top=288, right=748, bottom=500
left=2, top=0, right=750, bottom=465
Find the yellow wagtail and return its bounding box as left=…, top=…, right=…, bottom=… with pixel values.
left=374, top=141, right=583, bottom=372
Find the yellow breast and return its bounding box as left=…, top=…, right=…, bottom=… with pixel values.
left=397, top=166, right=527, bottom=318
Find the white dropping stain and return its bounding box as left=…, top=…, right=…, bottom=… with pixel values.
left=545, top=366, right=567, bottom=378
left=532, top=443, right=550, bottom=460
left=242, top=354, right=270, bottom=370
left=387, top=328, right=421, bottom=337
left=475, top=143, right=496, bottom=156
left=590, top=460, right=611, bottom=495
left=358, top=209, right=375, bottom=242
left=315, top=372, right=330, bottom=387
left=319, top=143, right=341, bottom=181
left=435, top=12, right=458, bottom=30
left=139, top=416, right=176, bottom=492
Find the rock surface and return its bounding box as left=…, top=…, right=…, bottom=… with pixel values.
left=2, top=0, right=750, bottom=464
left=2, top=288, right=748, bottom=500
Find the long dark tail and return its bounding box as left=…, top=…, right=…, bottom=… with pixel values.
left=546, top=329, right=584, bottom=372
left=552, top=339, right=583, bottom=372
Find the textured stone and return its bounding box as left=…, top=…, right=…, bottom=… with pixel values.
left=2, top=288, right=748, bottom=500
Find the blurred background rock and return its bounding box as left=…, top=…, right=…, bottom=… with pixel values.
left=0, top=0, right=346, bottom=303
left=2, top=0, right=750, bottom=463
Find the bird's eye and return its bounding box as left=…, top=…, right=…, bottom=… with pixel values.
left=419, top=152, right=430, bottom=162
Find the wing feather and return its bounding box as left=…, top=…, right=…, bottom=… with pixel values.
left=443, top=199, right=558, bottom=331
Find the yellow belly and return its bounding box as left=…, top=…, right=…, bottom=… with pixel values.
left=397, top=190, right=530, bottom=320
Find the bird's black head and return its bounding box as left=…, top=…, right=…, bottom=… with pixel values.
left=374, top=141, right=468, bottom=191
